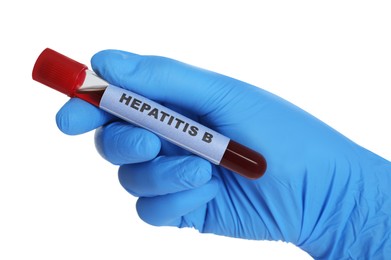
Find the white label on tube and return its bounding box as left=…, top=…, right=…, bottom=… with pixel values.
left=99, top=85, right=230, bottom=164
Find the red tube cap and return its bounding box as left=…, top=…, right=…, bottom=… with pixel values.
left=32, top=48, right=88, bottom=96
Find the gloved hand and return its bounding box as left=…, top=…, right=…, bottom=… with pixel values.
left=56, top=50, right=391, bottom=259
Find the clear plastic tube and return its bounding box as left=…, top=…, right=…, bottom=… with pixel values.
left=32, top=48, right=266, bottom=179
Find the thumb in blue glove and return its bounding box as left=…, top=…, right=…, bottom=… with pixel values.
left=56, top=50, right=391, bottom=259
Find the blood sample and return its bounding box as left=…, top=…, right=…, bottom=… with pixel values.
left=32, top=48, right=266, bottom=179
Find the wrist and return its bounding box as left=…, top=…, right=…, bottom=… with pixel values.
left=299, top=151, right=391, bottom=259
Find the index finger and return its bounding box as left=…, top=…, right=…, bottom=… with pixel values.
left=56, top=98, right=115, bottom=135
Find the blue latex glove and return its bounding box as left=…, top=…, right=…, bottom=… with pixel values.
left=56, top=50, right=391, bottom=259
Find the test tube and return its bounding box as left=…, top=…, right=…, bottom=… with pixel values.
left=32, top=48, right=267, bottom=179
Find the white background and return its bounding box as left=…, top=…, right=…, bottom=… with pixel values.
left=1, top=1, right=391, bottom=259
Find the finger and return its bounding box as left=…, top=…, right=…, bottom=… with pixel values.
left=90, top=50, right=263, bottom=119
left=136, top=178, right=219, bottom=227
left=94, top=121, right=161, bottom=165
left=56, top=98, right=115, bottom=135
left=118, top=155, right=212, bottom=197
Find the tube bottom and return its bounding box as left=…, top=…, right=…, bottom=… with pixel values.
left=220, top=140, right=267, bottom=179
